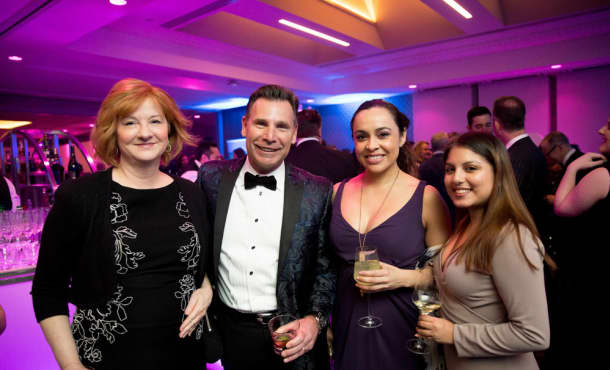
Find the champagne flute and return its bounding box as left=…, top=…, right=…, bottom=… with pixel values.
left=407, top=286, right=441, bottom=354
left=354, top=246, right=382, bottom=328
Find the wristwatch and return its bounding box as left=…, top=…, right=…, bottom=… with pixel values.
left=311, top=311, right=327, bottom=332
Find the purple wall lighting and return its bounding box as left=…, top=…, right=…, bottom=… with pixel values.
left=551, top=64, right=563, bottom=70
left=8, top=56, right=22, bottom=62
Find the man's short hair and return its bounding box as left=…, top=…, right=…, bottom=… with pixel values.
left=493, top=96, right=526, bottom=131
left=430, top=132, right=449, bottom=152
left=296, top=109, right=322, bottom=138
left=196, top=141, right=218, bottom=160
left=245, top=85, right=299, bottom=122
left=541, top=131, right=570, bottom=147
left=467, top=106, right=491, bottom=127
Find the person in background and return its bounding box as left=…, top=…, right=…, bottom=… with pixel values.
left=550, top=118, right=610, bottom=368
left=286, top=108, right=359, bottom=183
left=417, top=132, right=549, bottom=369
left=232, top=147, right=246, bottom=159
left=330, top=99, right=450, bottom=370
left=181, top=141, right=222, bottom=182
left=1, top=175, right=20, bottom=211
left=31, top=78, right=213, bottom=370
left=198, top=85, right=335, bottom=370
left=413, top=141, right=433, bottom=168
left=419, top=131, right=454, bottom=225
left=493, top=96, right=547, bottom=244
left=466, top=106, right=493, bottom=133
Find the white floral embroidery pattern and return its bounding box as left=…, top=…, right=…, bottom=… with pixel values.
left=175, top=197, right=204, bottom=340
left=177, top=222, right=200, bottom=271
left=72, top=285, right=133, bottom=364
left=113, top=226, right=144, bottom=274
left=176, top=192, right=190, bottom=218
left=110, top=192, right=128, bottom=224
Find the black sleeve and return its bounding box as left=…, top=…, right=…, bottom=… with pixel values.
left=31, top=184, right=80, bottom=322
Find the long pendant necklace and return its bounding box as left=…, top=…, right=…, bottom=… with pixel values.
left=357, top=168, right=400, bottom=249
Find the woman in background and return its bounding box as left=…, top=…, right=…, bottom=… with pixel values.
left=330, top=99, right=450, bottom=370
left=31, top=78, right=212, bottom=370
left=417, top=132, right=549, bottom=369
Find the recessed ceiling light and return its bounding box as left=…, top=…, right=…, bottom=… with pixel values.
left=194, top=115, right=201, bottom=119
left=109, top=0, right=127, bottom=6
left=8, top=56, right=23, bottom=62
left=323, top=0, right=376, bottom=23
left=550, top=64, right=562, bottom=70
left=0, top=120, right=32, bottom=129
left=408, top=84, right=418, bottom=89
left=306, top=99, right=315, bottom=103
left=443, top=0, right=472, bottom=19
left=196, top=98, right=249, bottom=111
left=278, top=19, right=350, bottom=47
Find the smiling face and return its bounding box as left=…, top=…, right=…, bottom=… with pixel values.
left=444, top=146, right=495, bottom=211
left=241, top=98, right=297, bottom=174
left=599, top=118, right=610, bottom=156
left=116, top=97, right=169, bottom=168
left=352, top=106, right=406, bottom=174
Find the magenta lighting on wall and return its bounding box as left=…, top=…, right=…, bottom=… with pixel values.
left=551, top=64, right=563, bottom=69
left=8, top=55, right=22, bottom=61
left=443, top=0, right=473, bottom=19
left=278, top=19, right=350, bottom=47
left=109, top=0, right=127, bottom=6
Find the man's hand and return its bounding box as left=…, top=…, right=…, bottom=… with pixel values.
left=281, top=315, right=319, bottom=363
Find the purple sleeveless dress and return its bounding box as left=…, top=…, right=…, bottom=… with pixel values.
left=331, top=180, right=427, bottom=370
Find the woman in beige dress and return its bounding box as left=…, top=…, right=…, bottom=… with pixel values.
left=416, top=132, right=550, bottom=370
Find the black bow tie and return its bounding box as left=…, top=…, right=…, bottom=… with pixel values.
left=244, top=172, right=277, bottom=191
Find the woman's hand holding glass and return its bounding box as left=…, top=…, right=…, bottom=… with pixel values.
left=356, top=261, right=425, bottom=292
left=416, top=315, right=454, bottom=344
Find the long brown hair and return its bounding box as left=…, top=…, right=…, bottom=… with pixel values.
left=444, top=132, right=542, bottom=273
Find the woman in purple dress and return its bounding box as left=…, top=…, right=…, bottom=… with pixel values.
left=330, top=100, right=451, bottom=370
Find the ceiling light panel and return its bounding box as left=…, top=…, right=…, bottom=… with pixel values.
left=323, top=0, right=376, bottom=23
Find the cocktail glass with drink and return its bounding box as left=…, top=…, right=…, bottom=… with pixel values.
left=407, top=287, right=441, bottom=354
left=268, top=314, right=299, bottom=355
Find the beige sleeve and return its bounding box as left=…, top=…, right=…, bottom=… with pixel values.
left=453, top=226, right=550, bottom=357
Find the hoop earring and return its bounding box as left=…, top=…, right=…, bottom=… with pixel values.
left=166, top=143, right=172, bottom=153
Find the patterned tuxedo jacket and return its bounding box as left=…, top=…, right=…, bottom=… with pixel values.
left=197, top=158, right=336, bottom=370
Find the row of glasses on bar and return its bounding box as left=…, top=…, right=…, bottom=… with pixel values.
left=0, top=207, right=49, bottom=271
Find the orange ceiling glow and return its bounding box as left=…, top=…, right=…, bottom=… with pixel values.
left=323, top=0, right=377, bottom=23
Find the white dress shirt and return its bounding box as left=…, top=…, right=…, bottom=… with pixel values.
left=296, top=137, right=320, bottom=146
left=562, top=148, right=577, bottom=166
left=505, top=133, right=529, bottom=150
left=218, top=157, right=285, bottom=312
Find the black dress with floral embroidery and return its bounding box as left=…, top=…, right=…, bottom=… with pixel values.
left=71, top=181, right=204, bottom=369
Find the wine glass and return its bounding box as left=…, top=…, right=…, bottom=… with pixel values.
left=268, top=314, right=299, bottom=355
left=354, top=246, right=382, bottom=328
left=407, top=286, right=441, bottom=354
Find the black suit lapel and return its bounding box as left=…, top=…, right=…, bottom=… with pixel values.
left=277, top=164, right=304, bottom=282
left=213, top=167, right=240, bottom=279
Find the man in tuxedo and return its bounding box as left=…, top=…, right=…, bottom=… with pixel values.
left=418, top=132, right=454, bottom=224
left=493, top=96, right=548, bottom=231
left=197, top=85, right=335, bottom=370
left=540, top=131, right=584, bottom=171
left=286, top=109, right=358, bottom=184
left=467, top=106, right=493, bottom=133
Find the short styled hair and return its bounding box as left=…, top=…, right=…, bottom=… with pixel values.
left=296, top=109, right=322, bottom=138
left=196, top=141, right=218, bottom=160
left=493, top=96, right=526, bottom=131
left=430, top=132, right=449, bottom=152
left=244, top=85, right=299, bottom=123
left=91, top=78, right=196, bottom=167
left=467, top=106, right=491, bottom=127
left=541, top=131, right=570, bottom=147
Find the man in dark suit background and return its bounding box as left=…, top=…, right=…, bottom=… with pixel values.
left=540, top=131, right=584, bottom=175
left=493, top=96, right=548, bottom=231
left=467, top=106, right=493, bottom=133
left=286, top=109, right=359, bottom=184
left=418, top=131, right=454, bottom=224
left=198, top=85, right=335, bottom=370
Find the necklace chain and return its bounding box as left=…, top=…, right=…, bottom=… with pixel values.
left=357, top=168, right=400, bottom=249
